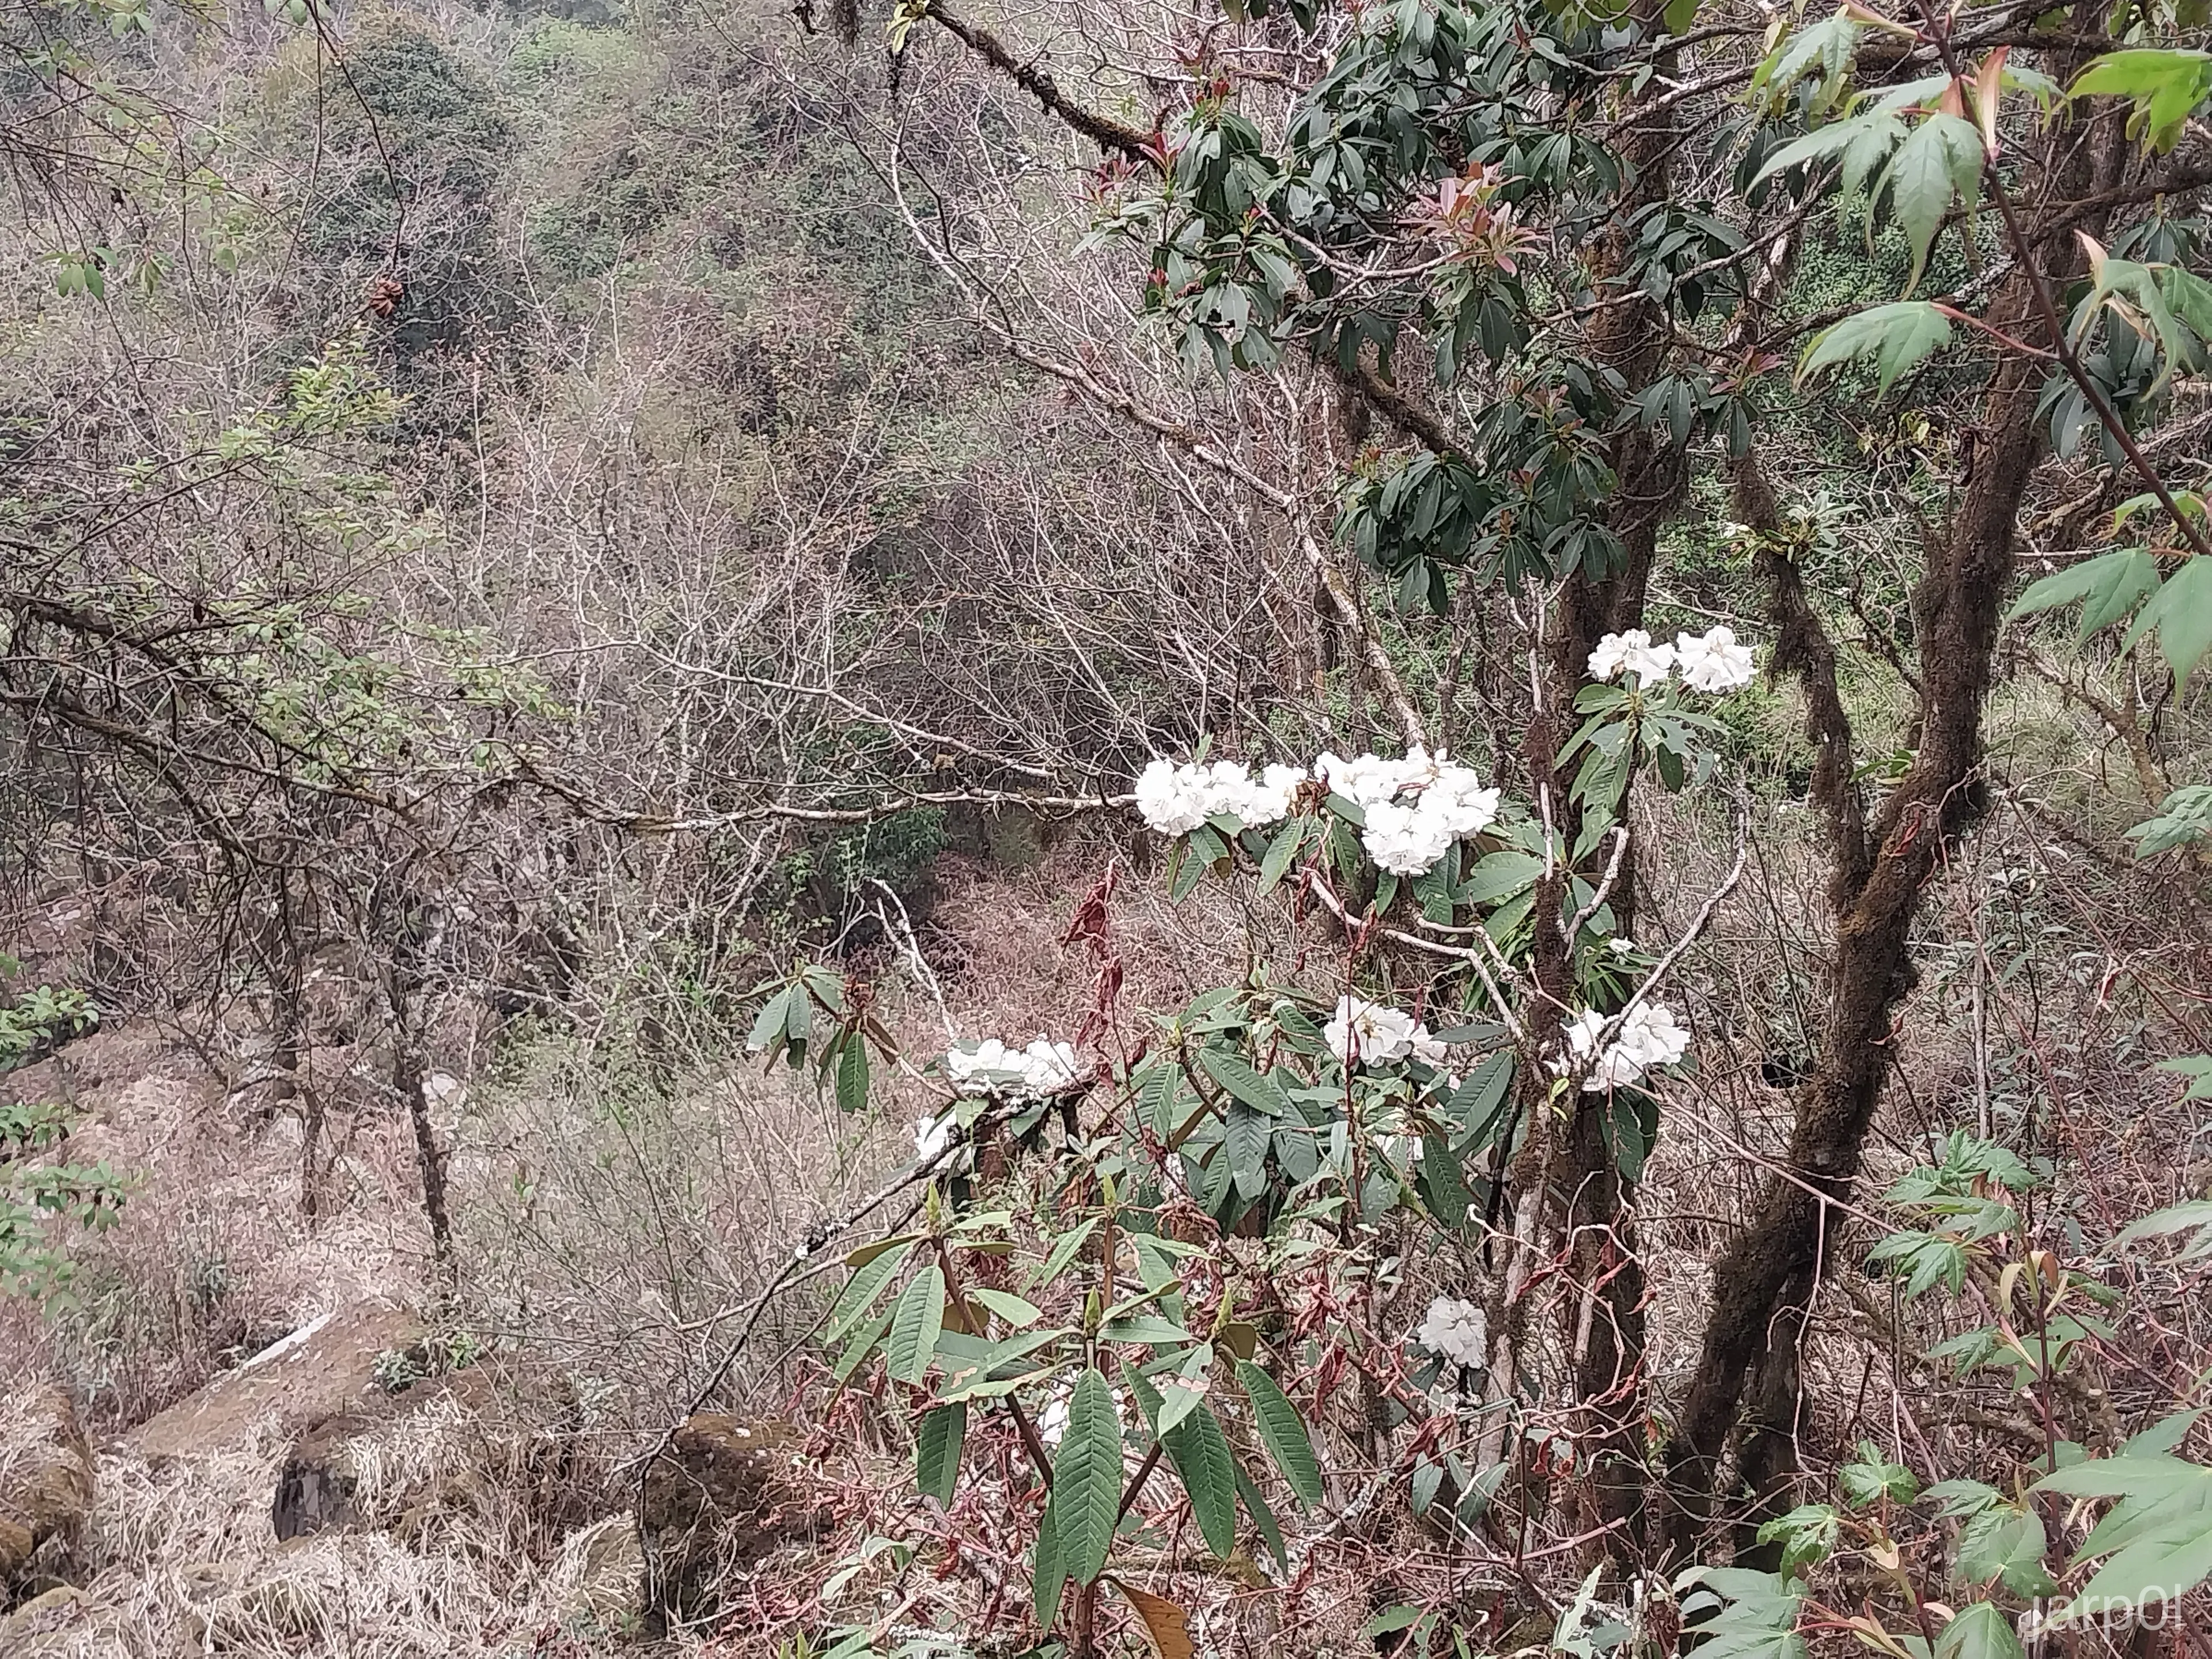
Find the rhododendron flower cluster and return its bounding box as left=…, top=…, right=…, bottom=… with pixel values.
left=1557, top=1002, right=1691, bottom=1090
left=1416, top=1296, right=1488, bottom=1367
left=1324, top=995, right=1450, bottom=1070
left=1588, top=624, right=1756, bottom=693
left=1133, top=757, right=1306, bottom=836
left=1588, top=628, right=1676, bottom=684
left=1675, top=624, right=1756, bottom=692
left=1319, top=745, right=1503, bottom=874
left=1130, top=744, right=1499, bottom=878
left=1325, top=747, right=1502, bottom=875
left=943, top=1035, right=1085, bottom=1097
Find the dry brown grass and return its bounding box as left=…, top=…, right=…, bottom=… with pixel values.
left=2, top=1021, right=424, bottom=1431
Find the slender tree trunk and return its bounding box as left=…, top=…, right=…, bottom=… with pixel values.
left=391, top=971, right=454, bottom=1275
left=375, top=876, right=454, bottom=1277
left=1660, top=68, right=2128, bottom=1556
left=1533, top=0, right=1685, bottom=1549
left=273, top=953, right=318, bottom=1219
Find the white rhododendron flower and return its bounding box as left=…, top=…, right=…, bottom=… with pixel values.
left=1558, top=1002, right=1691, bottom=1090
left=945, top=1035, right=1083, bottom=1099
left=1325, top=996, right=1418, bottom=1066
left=1135, top=756, right=1308, bottom=831
left=944, top=1036, right=1016, bottom=1095
left=1020, top=1035, right=1082, bottom=1093
left=1316, top=750, right=1410, bottom=809
left=1255, top=763, right=1309, bottom=823
left=1134, top=758, right=1210, bottom=836
left=1607, top=936, right=1638, bottom=957
left=914, top=1112, right=953, bottom=1162
left=1416, top=1296, right=1488, bottom=1368
left=1410, top=1022, right=1449, bottom=1066
left=1589, top=628, right=1676, bottom=683
left=1134, top=745, right=1499, bottom=877
left=1039, top=1391, right=1070, bottom=1445
left=1195, top=760, right=1255, bottom=820
left=1422, top=762, right=1502, bottom=840
left=1363, top=798, right=1456, bottom=876
left=1202, top=760, right=1304, bottom=827
left=1675, top=624, right=1756, bottom=692
left=1618, top=1002, right=1690, bottom=1070
left=1395, top=744, right=1444, bottom=789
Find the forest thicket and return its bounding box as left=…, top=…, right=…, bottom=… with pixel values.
left=4, top=0, right=2212, bottom=1654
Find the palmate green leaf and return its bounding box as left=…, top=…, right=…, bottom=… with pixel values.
left=1043, top=1367, right=1125, bottom=1586
left=2124, top=1410, right=2205, bottom=1457
left=1955, top=1502, right=2056, bottom=1596
left=1800, top=302, right=1953, bottom=396
left=1675, top=1567, right=1808, bottom=1659
left=1365, top=1605, right=1427, bottom=1639
left=1748, top=13, right=1862, bottom=116
left=1840, top=1442, right=1918, bottom=1509
left=2153, top=1057, right=2212, bottom=1104
left=1936, top=1601, right=2025, bottom=1659
left=2070, top=254, right=2206, bottom=396
left=2071, top=48, right=2212, bottom=153
left=2008, top=547, right=2160, bottom=637
left=2116, top=1198, right=2212, bottom=1261
left=1870, top=113, right=1983, bottom=292
left=2031, top=1452, right=2212, bottom=1626
left=2026, top=548, right=2158, bottom=646
left=1926, top=1478, right=2004, bottom=1518
left=885, top=1264, right=947, bottom=1385
left=916, top=1402, right=965, bottom=1505
left=2165, top=267, right=2212, bottom=343
left=2130, top=789, right=2212, bottom=859
left=1756, top=1503, right=1838, bottom=1581
left=1866, top=1228, right=1970, bottom=1297
left=1237, top=1360, right=1323, bottom=1508
left=1752, top=109, right=1904, bottom=194
left=2120, top=556, right=2212, bottom=688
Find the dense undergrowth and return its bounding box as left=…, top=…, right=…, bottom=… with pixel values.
left=3, top=0, right=2212, bottom=1654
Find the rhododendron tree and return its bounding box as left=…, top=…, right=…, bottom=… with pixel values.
left=731, top=0, right=2212, bottom=1650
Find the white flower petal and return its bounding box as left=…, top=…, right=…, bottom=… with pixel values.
left=1675, top=626, right=1756, bottom=693
left=1415, top=1296, right=1488, bottom=1368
